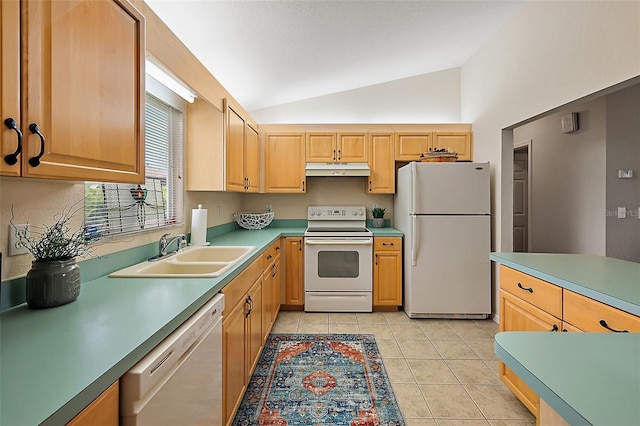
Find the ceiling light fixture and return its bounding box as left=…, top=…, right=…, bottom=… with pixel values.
left=145, top=59, right=197, bottom=103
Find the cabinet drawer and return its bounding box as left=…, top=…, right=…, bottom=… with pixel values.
left=500, top=266, right=562, bottom=318
left=221, top=257, right=263, bottom=314
left=263, top=241, right=281, bottom=268
left=374, top=237, right=401, bottom=251
left=563, top=290, right=640, bottom=332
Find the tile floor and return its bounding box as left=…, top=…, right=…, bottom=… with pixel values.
left=271, top=310, right=535, bottom=426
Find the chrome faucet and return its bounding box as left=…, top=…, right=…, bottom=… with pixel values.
left=158, top=233, right=187, bottom=257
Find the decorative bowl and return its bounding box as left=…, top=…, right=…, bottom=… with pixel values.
left=234, top=211, right=275, bottom=230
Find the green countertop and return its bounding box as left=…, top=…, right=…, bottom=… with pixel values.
left=495, top=332, right=640, bottom=426
left=490, top=252, right=640, bottom=315
left=0, top=225, right=402, bottom=425
left=491, top=253, right=640, bottom=425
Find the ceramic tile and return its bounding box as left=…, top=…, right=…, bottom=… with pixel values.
left=328, top=323, right=361, bottom=334
left=392, top=383, right=432, bottom=418
left=390, top=323, right=428, bottom=340
left=329, top=312, right=358, bottom=324
left=383, top=358, right=416, bottom=383
left=359, top=323, right=394, bottom=339
left=407, top=359, right=459, bottom=385
left=296, top=323, right=329, bottom=334
left=466, top=339, right=499, bottom=361
left=298, top=312, right=329, bottom=324
left=356, top=312, right=388, bottom=324
left=485, top=360, right=501, bottom=375
left=274, top=310, right=301, bottom=323
left=448, top=320, right=496, bottom=340
left=397, top=339, right=441, bottom=359
left=376, top=338, right=404, bottom=358
left=418, top=321, right=462, bottom=340
left=270, top=321, right=298, bottom=333
left=437, top=420, right=490, bottom=425
left=384, top=310, right=413, bottom=324
left=446, top=360, right=502, bottom=385
left=464, top=384, right=535, bottom=421
left=419, top=384, right=484, bottom=419
left=406, top=418, right=437, bottom=426
left=432, top=340, right=479, bottom=359
left=488, top=420, right=535, bottom=426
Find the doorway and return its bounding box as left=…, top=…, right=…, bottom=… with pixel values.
left=513, top=141, right=531, bottom=252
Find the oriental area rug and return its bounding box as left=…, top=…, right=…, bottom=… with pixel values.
left=233, top=334, right=405, bottom=425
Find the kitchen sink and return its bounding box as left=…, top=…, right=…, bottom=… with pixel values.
left=109, top=245, right=256, bottom=278
left=174, top=246, right=255, bottom=262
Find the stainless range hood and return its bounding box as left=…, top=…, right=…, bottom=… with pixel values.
left=305, top=162, right=371, bottom=177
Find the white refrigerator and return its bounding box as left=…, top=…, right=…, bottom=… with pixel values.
left=394, top=162, right=491, bottom=318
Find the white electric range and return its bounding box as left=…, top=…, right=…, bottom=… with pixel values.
left=304, top=205, right=373, bottom=312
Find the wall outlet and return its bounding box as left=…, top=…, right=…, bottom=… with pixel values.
left=8, top=224, right=29, bottom=256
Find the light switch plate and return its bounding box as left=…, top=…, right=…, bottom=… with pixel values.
left=8, top=224, right=29, bottom=256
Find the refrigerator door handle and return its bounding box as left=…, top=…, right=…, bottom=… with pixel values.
left=411, top=215, right=418, bottom=266
left=411, top=162, right=417, bottom=214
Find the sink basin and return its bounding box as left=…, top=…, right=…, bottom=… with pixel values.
left=174, top=246, right=255, bottom=262
left=109, top=245, right=256, bottom=278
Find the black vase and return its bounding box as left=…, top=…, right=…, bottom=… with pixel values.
left=26, top=258, right=81, bottom=309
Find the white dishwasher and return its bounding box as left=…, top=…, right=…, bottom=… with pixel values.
left=120, top=293, right=224, bottom=426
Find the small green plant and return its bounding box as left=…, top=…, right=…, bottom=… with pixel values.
left=371, top=207, right=386, bottom=218
left=11, top=203, right=94, bottom=262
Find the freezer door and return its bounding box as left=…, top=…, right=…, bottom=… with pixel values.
left=404, top=215, right=491, bottom=317
left=408, top=162, right=490, bottom=215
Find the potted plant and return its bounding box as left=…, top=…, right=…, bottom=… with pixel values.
left=370, top=206, right=386, bottom=228
left=11, top=205, right=93, bottom=309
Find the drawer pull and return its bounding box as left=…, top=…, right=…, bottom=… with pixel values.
left=599, top=319, right=629, bottom=333
left=550, top=324, right=559, bottom=332
left=382, top=242, right=394, bottom=246
left=267, top=254, right=273, bottom=260
left=517, top=282, right=534, bottom=293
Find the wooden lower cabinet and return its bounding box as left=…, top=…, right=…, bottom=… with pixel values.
left=283, top=237, right=304, bottom=309
left=221, top=258, right=264, bottom=425
left=262, top=239, right=282, bottom=342
left=373, top=237, right=402, bottom=308
left=67, top=381, right=118, bottom=426
left=499, top=289, right=562, bottom=416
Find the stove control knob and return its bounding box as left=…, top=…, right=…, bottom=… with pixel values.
left=358, top=209, right=365, bottom=216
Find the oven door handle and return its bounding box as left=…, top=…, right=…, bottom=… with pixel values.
left=304, top=239, right=373, bottom=245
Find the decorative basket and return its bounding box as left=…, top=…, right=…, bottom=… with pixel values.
left=419, top=150, right=458, bottom=162
left=234, top=211, right=275, bottom=230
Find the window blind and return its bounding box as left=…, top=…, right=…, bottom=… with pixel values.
left=84, top=94, right=184, bottom=240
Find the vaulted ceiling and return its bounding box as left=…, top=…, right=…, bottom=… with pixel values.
left=146, top=0, right=525, bottom=112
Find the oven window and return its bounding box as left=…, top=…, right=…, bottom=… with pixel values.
left=317, top=251, right=360, bottom=278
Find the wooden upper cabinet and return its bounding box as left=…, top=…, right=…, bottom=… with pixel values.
left=367, top=133, right=395, bottom=194
left=225, top=105, right=245, bottom=192
left=433, top=131, right=472, bottom=161
left=337, top=132, right=367, bottom=162
left=19, top=0, right=145, bottom=183
left=185, top=99, right=225, bottom=191
left=306, top=133, right=336, bottom=162
left=264, top=133, right=306, bottom=193
left=0, top=0, right=21, bottom=177
left=395, top=132, right=431, bottom=161
left=306, top=132, right=367, bottom=163
left=244, top=124, right=259, bottom=192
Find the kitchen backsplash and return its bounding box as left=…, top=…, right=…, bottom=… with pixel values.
left=1, top=175, right=391, bottom=281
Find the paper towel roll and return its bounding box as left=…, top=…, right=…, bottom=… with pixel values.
left=191, top=204, right=208, bottom=245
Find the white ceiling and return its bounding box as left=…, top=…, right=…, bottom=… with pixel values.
left=146, top=0, right=525, bottom=112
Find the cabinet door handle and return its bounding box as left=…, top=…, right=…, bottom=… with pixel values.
left=298, top=239, right=302, bottom=251
left=337, top=149, right=341, bottom=161
left=332, top=149, right=336, bottom=161
left=517, top=282, right=534, bottom=293
left=245, top=296, right=253, bottom=317
left=272, top=264, right=277, bottom=277
left=28, top=123, right=45, bottom=167
left=3, top=118, right=22, bottom=165
left=375, top=253, right=378, bottom=265
left=599, top=319, right=629, bottom=333
left=550, top=324, right=559, bottom=332
left=368, top=180, right=372, bottom=192
left=302, top=181, right=305, bottom=192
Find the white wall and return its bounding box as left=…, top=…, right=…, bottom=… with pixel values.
left=250, top=68, right=461, bottom=124
left=513, top=98, right=607, bottom=256
left=461, top=0, right=640, bottom=318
